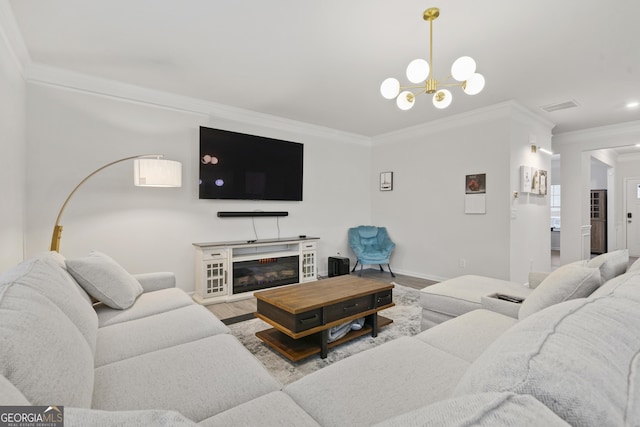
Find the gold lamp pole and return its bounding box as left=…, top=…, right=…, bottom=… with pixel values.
left=50, top=154, right=182, bottom=252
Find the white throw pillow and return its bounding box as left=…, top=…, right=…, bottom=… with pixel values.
left=586, top=249, right=629, bottom=282
left=66, top=251, right=143, bottom=309
left=518, top=263, right=601, bottom=319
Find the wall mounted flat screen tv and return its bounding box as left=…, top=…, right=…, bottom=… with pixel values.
left=199, top=126, right=304, bottom=201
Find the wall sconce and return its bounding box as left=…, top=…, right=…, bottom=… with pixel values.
left=531, top=145, right=553, bottom=155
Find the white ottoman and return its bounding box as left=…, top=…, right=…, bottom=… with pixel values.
left=420, top=275, right=531, bottom=330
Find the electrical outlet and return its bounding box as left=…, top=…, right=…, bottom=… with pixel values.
left=459, top=258, right=466, bottom=269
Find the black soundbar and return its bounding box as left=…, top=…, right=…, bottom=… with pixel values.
left=217, top=211, right=289, bottom=218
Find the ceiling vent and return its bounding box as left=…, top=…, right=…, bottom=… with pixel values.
left=540, top=100, right=579, bottom=113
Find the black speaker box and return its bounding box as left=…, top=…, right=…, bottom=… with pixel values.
left=328, top=256, right=350, bottom=277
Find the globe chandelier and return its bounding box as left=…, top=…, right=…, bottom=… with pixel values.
left=380, top=7, right=485, bottom=110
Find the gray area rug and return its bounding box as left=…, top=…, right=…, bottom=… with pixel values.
left=228, top=282, right=421, bottom=385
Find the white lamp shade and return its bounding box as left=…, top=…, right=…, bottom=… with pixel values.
left=134, top=158, right=182, bottom=187
left=396, top=91, right=415, bottom=110
left=463, top=73, right=485, bottom=95
left=406, top=59, right=430, bottom=83
left=380, top=78, right=400, bottom=99
left=432, top=89, right=452, bottom=109
left=451, top=56, right=476, bottom=82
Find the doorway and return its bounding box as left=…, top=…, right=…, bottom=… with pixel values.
left=625, top=178, right=640, bottom=257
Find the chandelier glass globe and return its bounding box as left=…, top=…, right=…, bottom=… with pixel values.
left=396, top=91, right=415, bottom=110
left=451, top=56, right=476, bottom=82
left=463, top=73, right=485, bottom=95
left=380, top=78, right=400, bottom=99
left=406, top=59, right=430, bottom=84
left=432, top=89, right=452, bottom=109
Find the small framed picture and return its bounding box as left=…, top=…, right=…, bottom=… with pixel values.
left=465, top=173, right=486, bottom=194
left=380, top=172, right=393, bottom=191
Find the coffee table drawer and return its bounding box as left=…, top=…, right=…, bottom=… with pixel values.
left=325, top=294, right=374, bottom=323
left=375, top=289, right=393, bottom=307
left=257, top=300, right=323, bottom=333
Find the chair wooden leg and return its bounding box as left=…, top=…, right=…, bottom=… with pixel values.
left=351, top=260, right=358, bottom=273
left=379, top=264, right=384, bottom=272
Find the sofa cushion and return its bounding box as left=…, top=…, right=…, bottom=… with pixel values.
left=518, top=263, right=600, bottom=319
left=94, top=287, right=194, bottom=327
left=93, top=334, right=281, bottom=422
left=132, top=272, right=176, bottom=293
left=372, top=392, right=569, bottom=427
left=0, top=284, right=94, bottom=407
left=95, top=304, right=230, bottom=366
left=590, top=269, right=640, bottom=303
left=0, top=375, right=30, bottom=405
left=454, top=287, right=640, bottom=426
left=420, top=275, right=530, bottom=318
left=65, top=408, right=197, bottom=427
left=285, top=336, right=470, bottom=427
left=415, top=309, right=517, bottom=363
left=66, top=251, right=143, bottom=309
left=586, top=249, right=629, bottom=281
left=0, top=253, right=98, bottom=352
left=200, top=391, right=321, bottom=427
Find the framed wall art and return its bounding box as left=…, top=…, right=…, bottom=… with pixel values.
left=465, top=173, right=486, bottom=214
left=521, top=165, right=548, bottom=195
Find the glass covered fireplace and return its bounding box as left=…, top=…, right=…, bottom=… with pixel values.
left=233, top=255, right=299, bottom=294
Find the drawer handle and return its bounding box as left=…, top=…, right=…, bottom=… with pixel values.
left=377, top=294, right=391, bottom=303
left=299, top=314, right=319, bottom=324
left=343, top=303, right=359, bottom=311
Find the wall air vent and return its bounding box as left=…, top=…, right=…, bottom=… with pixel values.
left=540, top=100, right=579, bottom=113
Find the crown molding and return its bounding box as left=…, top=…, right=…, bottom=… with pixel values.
left=0, top=0, right=30, bottom=75
left=553, top=120, right=640, bottom=147
left=371, top=100, right=553, bottom=146
left=24, top=63, right=371, bottom=147
left=616, top=151, right=640, bottom=162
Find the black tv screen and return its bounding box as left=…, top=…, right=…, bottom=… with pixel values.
left=199, top=126, right=304, bottom=201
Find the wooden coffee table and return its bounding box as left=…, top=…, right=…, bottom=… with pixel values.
left=254, top=275, right=394, bottom=362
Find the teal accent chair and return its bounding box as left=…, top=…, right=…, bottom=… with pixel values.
left=348, top=226, right=396, bottom=277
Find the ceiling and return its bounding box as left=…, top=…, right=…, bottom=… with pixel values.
left=6, top=0, right=640, bottom=138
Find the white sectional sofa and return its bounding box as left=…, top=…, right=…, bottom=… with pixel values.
left=1, top=250, right=639, bottom=426
left=420, top=249, right=630, bottom=329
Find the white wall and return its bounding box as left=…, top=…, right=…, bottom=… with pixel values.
left=0, top=17, right=26, bottom=269
left=590, top=156, right=609, bottom=190
left=24, top=83, right=372, bottom=292
left=371, top=102, right=552, bottom=282
left=509, top=113, right=552, bottom=280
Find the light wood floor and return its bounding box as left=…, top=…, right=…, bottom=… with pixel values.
left=206, top=269, right=437, bottom=321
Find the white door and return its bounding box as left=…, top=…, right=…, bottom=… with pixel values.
left=626, top=179, right=640, bottom=257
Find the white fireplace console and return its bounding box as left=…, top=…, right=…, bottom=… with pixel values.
left=192, top=236, right=319, bottom=305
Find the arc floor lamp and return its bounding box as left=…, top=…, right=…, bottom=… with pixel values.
left=50, top=154, right=182, bottom=252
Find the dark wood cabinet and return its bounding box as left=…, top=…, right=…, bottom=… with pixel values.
left=590, top=190, right=607, bottom=254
